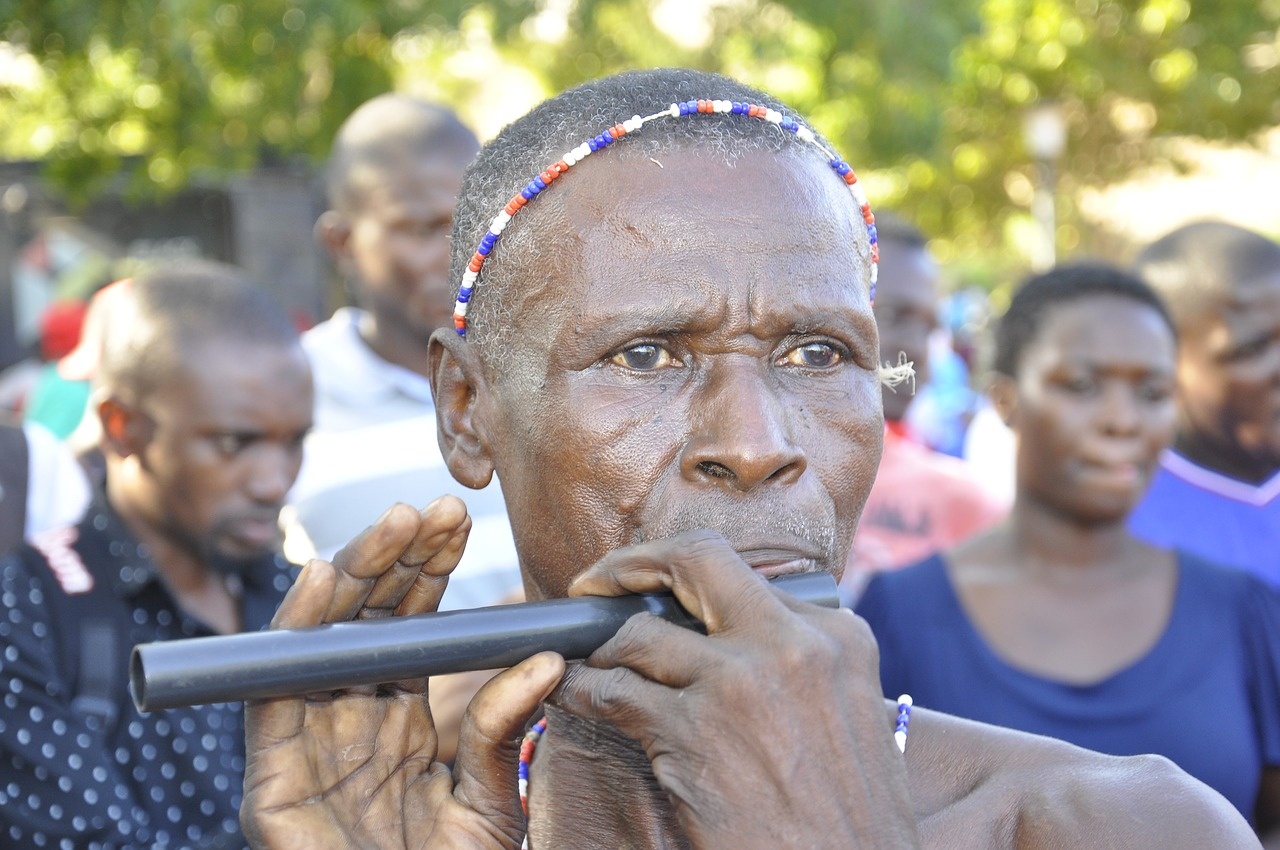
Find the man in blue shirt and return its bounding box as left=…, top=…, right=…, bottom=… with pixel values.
left=1128, top=221, right=1280, bottom=587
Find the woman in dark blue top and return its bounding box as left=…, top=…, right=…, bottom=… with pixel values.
left=857, top=263, right=1280, bottom=839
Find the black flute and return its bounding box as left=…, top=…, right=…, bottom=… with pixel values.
left=130, top=571, right=839, bottom=711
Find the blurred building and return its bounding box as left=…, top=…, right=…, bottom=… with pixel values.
left=0, top=161, right=327, bottom=371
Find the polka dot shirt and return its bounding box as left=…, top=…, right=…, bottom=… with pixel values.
left=0, top=498, right=294, bottom=848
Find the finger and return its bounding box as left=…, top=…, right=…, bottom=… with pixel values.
left=568, top=530, right=783, bottom=633
left=584, top=612, right=710, bottom=688
left=362, top=496, right=471, bottom=616
left=270, top=558, right=337, bottom=629
left=451, top=652, right=565, bottom=822
left=395, top=503, right=474, bottom=618
left=323, top=503, right=423, bottom=621
left=547, top=660, right=673, bottom=739
left=249, top=561, right=336, bottom=744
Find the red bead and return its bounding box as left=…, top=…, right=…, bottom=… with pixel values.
left=468, top=253, right=484, bottom=273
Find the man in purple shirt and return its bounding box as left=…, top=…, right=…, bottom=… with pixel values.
left=1128, top=221, right=1280, bottom=586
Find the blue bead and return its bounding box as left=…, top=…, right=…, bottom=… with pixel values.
left=867, top=224, right=878, bottom=243
left=457, top=292, right=470, bottom=303
left=588, top=137, right=602, bottom=151
left=480, top=234, right=497, bottom=249
left=834, top=161, right=851, bottom=176
left=459, top=286, right=473, bottom=297
left=533, top=176, right=547, bottom=190
left=476, top=244, right=490, bottom=256
left=521, top=186, right=535, bottom=199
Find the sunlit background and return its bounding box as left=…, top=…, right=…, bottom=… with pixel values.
left=0, top=0, right=1277, bottom=343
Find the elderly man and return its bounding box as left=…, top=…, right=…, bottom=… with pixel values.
left=0, top=261, right=312, bottom=847
left=1128, top=221, right=1280, bottom=588
left=241, top=70, right=1255, bottom=848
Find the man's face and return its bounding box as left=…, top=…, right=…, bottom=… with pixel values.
left=132, top=339, right=313, bottom=569
left=1010, top=295, right=1176, bottom=524
left=871, top=238, right=938, bottom=423
left=471, top=146, right=884, bottom=600
left=1175, top=268, right=1280, bottom=480
left=341, top=153, right=473, bottom=338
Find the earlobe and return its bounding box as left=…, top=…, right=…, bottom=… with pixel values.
left=429, top=333, right=497, bottom=490
left=987, top=375, right=1019, bottom=429
left=98, top=396, right=152, bottom=458
left=315, top=211, right=352, bottom=267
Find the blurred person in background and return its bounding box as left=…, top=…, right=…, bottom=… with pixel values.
left=0, top=260, right=312, bottom=848
left=282, top=93, right=521, bottom=612
left=841, top=215, right=1007, bottom=604
left=1127, top=221, right=1280, bottom=588
left=858, top=263, right=1280, bottom=840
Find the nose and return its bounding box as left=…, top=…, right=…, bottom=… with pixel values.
left=246, top=443, right=301, bottom=505
left=1097, top=380, right=1141, bottom=435
left=680, top=356, right=807, bottom=491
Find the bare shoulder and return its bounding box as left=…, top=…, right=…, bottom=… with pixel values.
left=898, top=705, right=1259, bottom=849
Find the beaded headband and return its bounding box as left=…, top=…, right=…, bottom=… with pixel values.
left=453, top=98, right=879, bottom=336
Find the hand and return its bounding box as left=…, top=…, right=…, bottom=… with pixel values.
left=241, top=497, right=563, bottom=850
left=550, top=530, right=920, bottom=850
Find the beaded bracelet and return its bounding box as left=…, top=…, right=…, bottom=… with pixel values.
left=454, top=98, right=879, bottom=336
left=895, top=693, right=913, bottom=754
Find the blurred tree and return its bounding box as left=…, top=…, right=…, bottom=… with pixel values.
left=1, top=0, right=1276, bottom=272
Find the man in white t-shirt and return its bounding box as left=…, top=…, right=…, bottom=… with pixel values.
left=282, top=95, right=521, bottom=610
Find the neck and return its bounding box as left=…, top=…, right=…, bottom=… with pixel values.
left=107, top=476, right=243, bottom=635
left=357, top=310, right=434, bottom=379
left=1000, top=497, right=1150, bottom=582
left=529, top=705, right=688, bottom=850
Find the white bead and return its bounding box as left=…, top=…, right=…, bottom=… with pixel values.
left=797, top=127, right=815, bottom=143
left=894, top=730, right=907, bottom=753
left=563, top=150, right=578, bottom=165
left=462, top=270, right=478, bottom=284
left=766, top=109, right=782, bottom=124
left=496, top=210, right=513, bottom=224
left=668, top=103, right=680, bottom=117
left=898, top=694, right=913, bottom=707
left=491, top=219, right=507, bottom=235
left=455, top=301, right=469, bottom=317
left=577, top=143, right=592, bottom=158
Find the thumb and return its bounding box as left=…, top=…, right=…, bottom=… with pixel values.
left=451, top=652, right=565, bottom=828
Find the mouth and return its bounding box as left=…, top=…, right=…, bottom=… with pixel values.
left=735, top=546, right=825, bottom=579
left=228, top=516, right=282, bottom=548
left=1080, top=459, right=1144, bottom=487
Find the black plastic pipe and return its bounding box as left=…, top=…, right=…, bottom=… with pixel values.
left=131, top=571, right=838, bottom=711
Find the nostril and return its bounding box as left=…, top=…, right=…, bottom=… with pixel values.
left=697, top=461, right=735, bottom=480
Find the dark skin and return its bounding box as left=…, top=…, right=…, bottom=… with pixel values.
left=101, top=335, right=312, bottom=635
left=873, top=236, right=938, bottom=424
left=1170, top=268, right=1280, bottom=484
left=317, top=143, right=478, bottom=380
left=956, top=294, right=1280, bottom=844
left=241, top=149, right=1258, bottom=848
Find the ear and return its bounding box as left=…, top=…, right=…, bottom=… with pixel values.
left=986, top=373, right=1019, bottom=430
left=315, top=210, right=353, bottom=268
left=97, top=394, right=153, bottom=459
left=429, top=332, right=496, bottom=490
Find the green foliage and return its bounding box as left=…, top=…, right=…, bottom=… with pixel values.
left=1, top=0, right=1277, bottom=271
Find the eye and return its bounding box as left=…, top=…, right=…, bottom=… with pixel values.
left=212, top=434, right=249, bottom=456
left=609, top=343, right=680, bottom=371
left=1060, top=376, right=1097, bottom=395
left=779, top=342, right=843, bottom=369
left=1139, top=381, right=1172, bottom=403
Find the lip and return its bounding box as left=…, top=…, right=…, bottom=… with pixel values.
left=1079, top=459, right=1144, bottom=487
left=735, top=546, right=825, bottom=578
left=229, top=517, right=282, bottom=548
